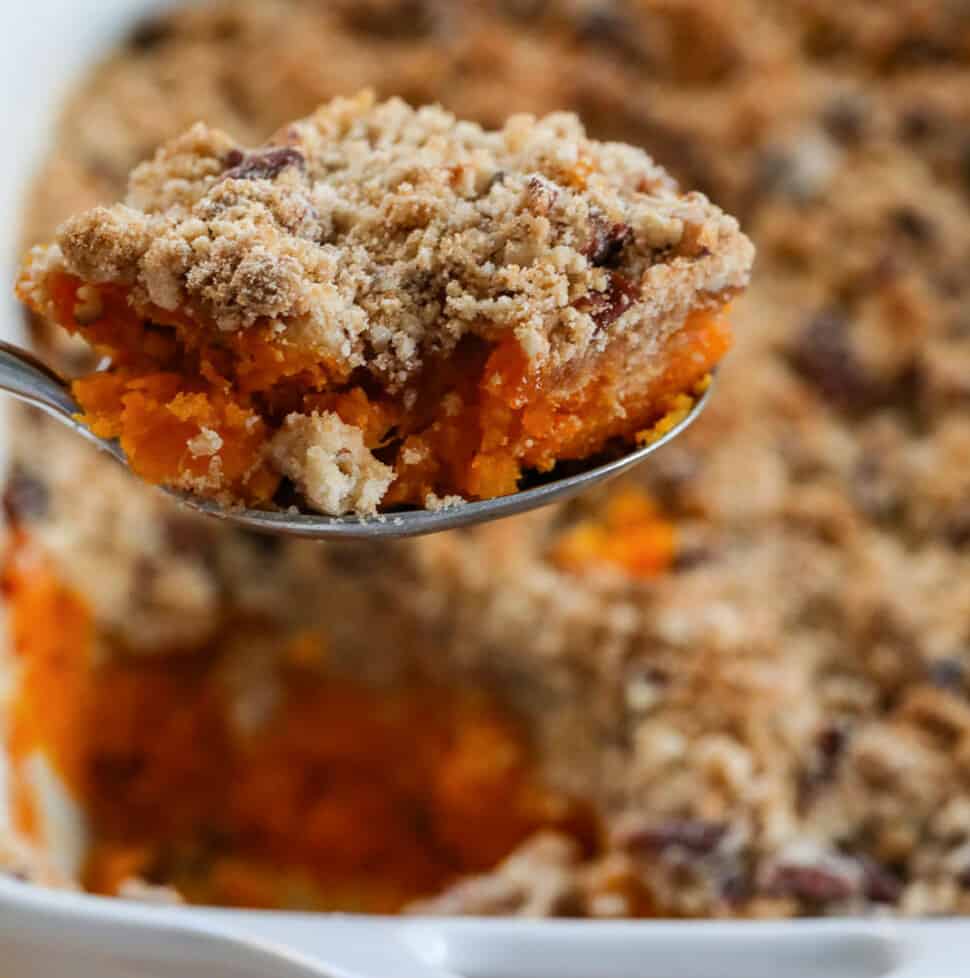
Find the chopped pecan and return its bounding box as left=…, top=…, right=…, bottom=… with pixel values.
left=822, top=95, right=868, bottom=145
left=2, top=466, right=50, bottom=525
left=859, top=857, right=902, bottom=904
left=223, top=147, right=306, bottom=182
left=574, top=272, right=641, bottom=329
left=798, top=724, right=849, bottom=809
left=818, top=725, right=848, bottom=763
left=789, top=307, right=876, bottom=411
left=900, top=107, right=937, bottom=143
left=584, top=217, right=633, bottom=268
left=890, top=207, right=935, bottom=243
left=620, top=819, right=728, bottom=856
left=673, top=545, right=714, bottom=571
left=524, top=175, right=560, bottom=216
left=766, top=864, right=853, bottom=904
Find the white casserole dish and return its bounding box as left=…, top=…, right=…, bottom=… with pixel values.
left=0, top=1, right=967, bottom=974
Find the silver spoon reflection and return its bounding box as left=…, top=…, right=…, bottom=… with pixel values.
left=0, top=339, right=711, bottom=539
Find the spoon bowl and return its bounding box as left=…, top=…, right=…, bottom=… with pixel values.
left=0, top=339, right=712, bottom=539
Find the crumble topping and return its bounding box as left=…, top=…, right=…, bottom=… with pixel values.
left=268, top=411, right=394, bottom=516
left=409, top=832, right=585, bottom=916
left=39, top=92, right=753, bottom=389
left=19, top=92, right=751, bottom=514
left=187, top=427, right=224, bottom=459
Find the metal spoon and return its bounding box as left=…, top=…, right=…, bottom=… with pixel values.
left=0, top=339, right=711, bottom=539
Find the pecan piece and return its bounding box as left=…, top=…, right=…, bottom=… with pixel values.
left=789, top=307, right=876, bottom=411
left=620, top=819, right=728, bottom=856
left=798, top=725, right=850, bottom=810
left=822, top=95, right=868, bottom=145
left=575, top=272, right=641, bottom=329
left=859, top=857, right=902, bottom=904
left=2, top=466, right=50, bottom=526
left=223, top=147, right=306, bottom=182
left=766, top=864, right=854, bottom=904
left=584, top=217, right=633, bottom=268
left=524, top=175, right=560, bottom=216
left=890, top=206, right=935, bottom=243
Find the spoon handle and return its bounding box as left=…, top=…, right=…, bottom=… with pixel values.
left=0, top=339, right=79, bottom=417
left=0, top=340, right=126, bottom=463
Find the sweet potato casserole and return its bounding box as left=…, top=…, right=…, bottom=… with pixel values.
left=3, top=0, right=970, bottom=918
left=19, top=95, right=750, bottom=514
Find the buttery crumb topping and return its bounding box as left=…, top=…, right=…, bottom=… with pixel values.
left=268, top=411, right=394, bottom=515
left=43, top=91, right=753, bottom=390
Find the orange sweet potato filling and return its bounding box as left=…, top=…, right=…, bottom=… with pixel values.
left=2, top=535, right=591, bottom=911
left=552, top=486, right=677, bottom=578
left=24, top=270, right=731, bottom=508
left=1, top=532, right=96, bottom=840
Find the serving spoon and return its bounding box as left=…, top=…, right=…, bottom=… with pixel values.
left=0, top=339, right=711, bottom=539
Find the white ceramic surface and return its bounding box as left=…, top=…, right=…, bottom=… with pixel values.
left=1, top=2, right=969, bottom=975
